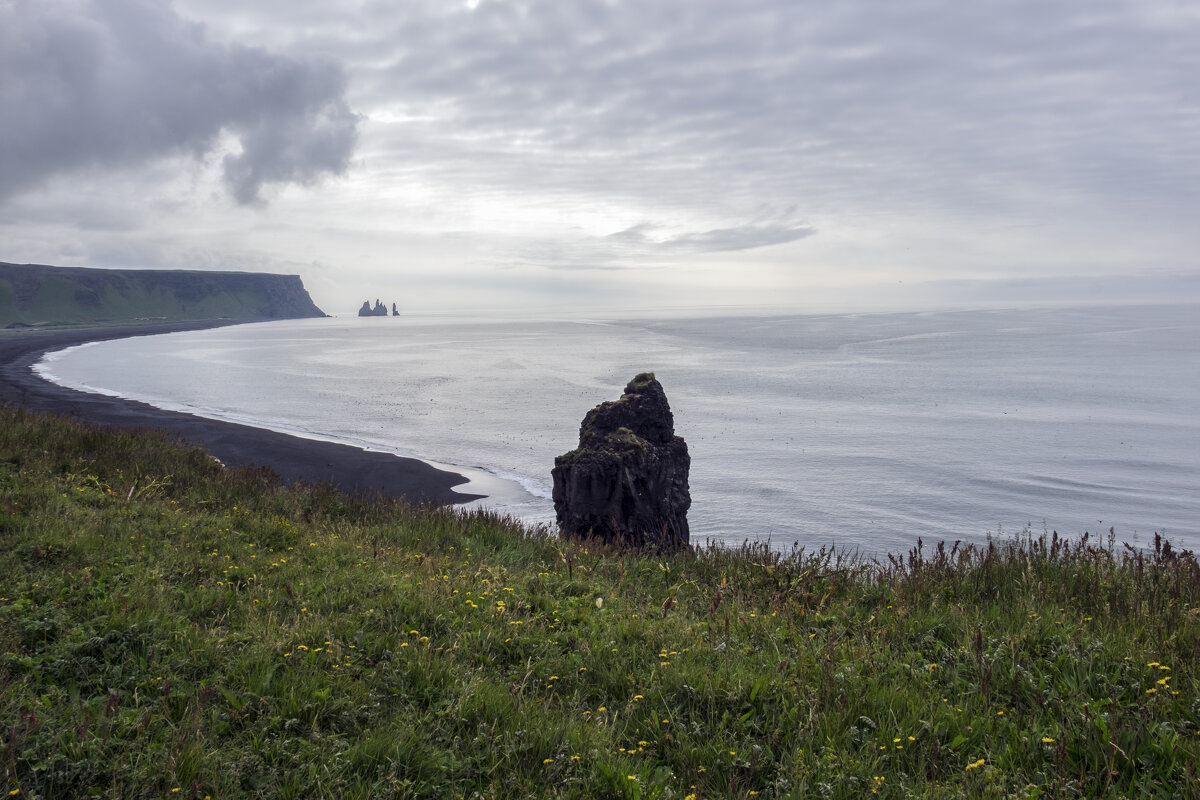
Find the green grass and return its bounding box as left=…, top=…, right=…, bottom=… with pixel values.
left=2, top=403, right=1199, bottom=798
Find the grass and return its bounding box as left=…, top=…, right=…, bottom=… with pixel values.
left=2, top=402, right=1199, bottom=798
left=0, top=263, right=321, bottom=327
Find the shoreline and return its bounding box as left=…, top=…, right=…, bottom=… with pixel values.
left=0, top=320, right=484, bottom=505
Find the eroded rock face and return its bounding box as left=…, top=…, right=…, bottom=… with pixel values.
left=552, top=373, right=691, bottom=549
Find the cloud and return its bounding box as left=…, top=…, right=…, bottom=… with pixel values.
left=345, top=0, right=1200, bottom=226
left=640, top=224, right=816, bottom=254
left=518, top=220, right=814, bottom=271
left=0, top=0, right=359, bottom=205
left=5, top=0, right=1199, bottom=308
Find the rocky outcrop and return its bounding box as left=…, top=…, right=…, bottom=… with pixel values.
left=552, top=373, right=691, bottom=549
left=0, top=262, right=325, bottom=326
left=358, top=299, right=389, bottom=317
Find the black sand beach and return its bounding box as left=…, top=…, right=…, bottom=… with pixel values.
left=0, top=320, right=482, bottom=505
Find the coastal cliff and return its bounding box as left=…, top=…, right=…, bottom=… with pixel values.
left=0, top=262, right=326, bottom=327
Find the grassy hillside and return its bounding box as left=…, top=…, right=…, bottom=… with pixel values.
left=1, top=404, right=1198, bottom=798
left=0, top=263, right=325, bottom=327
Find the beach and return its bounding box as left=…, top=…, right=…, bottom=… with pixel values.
left=0, top=320, right=481, bottom=505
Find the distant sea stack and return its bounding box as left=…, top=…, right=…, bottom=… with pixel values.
left=0, top=262, right=325, bottom=327
left=357, top=299, right=391, bottom=317
left=552, top=373, right=691, bottom=550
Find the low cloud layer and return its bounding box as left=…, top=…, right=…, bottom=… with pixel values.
left=0, top=0, right=358, bottom=205
left=350, top=0, right=1200, bottom=220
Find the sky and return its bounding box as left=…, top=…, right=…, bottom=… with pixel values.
left=2, top=0, right=1199, bottom=315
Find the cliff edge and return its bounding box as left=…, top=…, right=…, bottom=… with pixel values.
left=0, top=262, right=325, bottom=327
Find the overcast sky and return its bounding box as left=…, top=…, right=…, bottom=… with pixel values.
left=2, top=0, right=1198, bottom=314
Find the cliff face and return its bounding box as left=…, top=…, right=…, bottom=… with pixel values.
left=0, top=262, right=325, bottom=327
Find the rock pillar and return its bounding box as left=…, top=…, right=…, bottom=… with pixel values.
left=551, top=373, right=691, bottom=549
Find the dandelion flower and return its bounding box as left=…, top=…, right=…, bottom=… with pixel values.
left=965, top=758, right=986, bottom=771
left=1042, top=737, right=1055, bottom=743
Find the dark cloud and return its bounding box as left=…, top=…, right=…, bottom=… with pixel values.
left=0, top=0, right=359, bottom=205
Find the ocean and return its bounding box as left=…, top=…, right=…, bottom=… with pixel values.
left=35, top=304, right=1200, bottom=556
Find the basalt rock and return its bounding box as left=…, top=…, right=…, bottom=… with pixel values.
left=552, top=373, right=691, bottom=549
left=358, top=299, right=389, bottom=317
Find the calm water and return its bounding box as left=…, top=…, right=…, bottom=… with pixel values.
left=37, top=305, right=1200, bottom=555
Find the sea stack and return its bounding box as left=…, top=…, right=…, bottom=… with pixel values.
left=552, top=373, right=691, bottom=549
left=358, top=299, right=389, bottom=317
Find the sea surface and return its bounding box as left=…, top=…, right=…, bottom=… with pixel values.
left=36, top=304, right=1200, bottom=556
